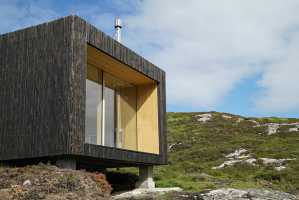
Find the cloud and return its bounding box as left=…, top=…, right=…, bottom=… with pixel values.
left=256, top=35, right=299, bottom=113
left=119, top=0, right=299, bottom=112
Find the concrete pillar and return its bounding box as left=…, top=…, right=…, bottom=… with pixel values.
left=135, top=165, right=155, bottom=189
left=56, top=158, right=76, bottom=170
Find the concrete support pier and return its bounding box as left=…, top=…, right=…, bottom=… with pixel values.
left=56, top=158, right=77, bottom=170
left=135, top=165, right=155, bottom=189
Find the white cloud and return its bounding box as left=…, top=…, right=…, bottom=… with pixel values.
left=256, top=35, right=299, bottom=113
left=119, top=0, right=299, bottom=112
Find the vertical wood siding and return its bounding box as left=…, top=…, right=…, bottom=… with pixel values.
left=0, top=15, right=167, bottom=165
left=0, top=18, right=73, bottom=160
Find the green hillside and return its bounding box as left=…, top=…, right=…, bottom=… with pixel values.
left=118, top=112, right=299, bottom=195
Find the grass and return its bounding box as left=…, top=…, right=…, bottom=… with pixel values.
left=114, top=112, right=299, bottom=194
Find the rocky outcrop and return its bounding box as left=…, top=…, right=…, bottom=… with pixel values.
left=116, top=188, right=298, bottom=200
left=112, top=187, right=182, bottom=200
left=212, top=149, right=295, bottom=171
left=225, top=148, right=248, bottom=159
left=266, top=123, right=280, bottom=135
left=168, top=142, right=183, bottom=151
left=289, top=127, right=299, bottom=132
left=222, top=114, right=233, bottom=119
left=212, top=160, right=243, bottom=169
left=188, top=188, right=297, bottom=200
left=260, top=158, right=296, bottom=166
left=201, top=188, right=297, bottom=200
left=260, top=158, right=296, bottom=171
left=196, top=113, right=212, bottom=123
left=212, top=149, right=256, bottom=169
left=258, top=123, right=299, bottom=135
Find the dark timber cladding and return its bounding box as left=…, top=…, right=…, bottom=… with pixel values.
left=0, top=15, right=167, bottom=166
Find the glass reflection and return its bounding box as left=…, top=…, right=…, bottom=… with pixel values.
left=85, top=65, right=102, bottom=145
left=85, top=65, right=137, bottom=151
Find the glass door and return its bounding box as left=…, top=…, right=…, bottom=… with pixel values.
left=85, top=67, right=137, bottom=151
left=102, top=77, right=116, bottom=147
left=102, top=72, right=137, bottom=150
left=85, top=65, right=102, bottom=145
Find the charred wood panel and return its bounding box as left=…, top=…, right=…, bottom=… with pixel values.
left=0, top=17, right=73, bottom=160
left=0, top=15, right=167, bottom=166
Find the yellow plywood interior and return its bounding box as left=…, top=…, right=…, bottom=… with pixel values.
left=87, top=44, right=159, bottom=154
left=117, top=87, right=137, bottom=151
left=137, top=84, right=159, bottom=154
left=87, top=45, right=154, bottom=85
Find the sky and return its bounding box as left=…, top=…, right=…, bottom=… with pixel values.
left=1, top=0, right=299, bottom=118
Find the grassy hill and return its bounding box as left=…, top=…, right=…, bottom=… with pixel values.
left=1, top=112, right=298, bottom=199
left=119, top=112, right=299, bottom=195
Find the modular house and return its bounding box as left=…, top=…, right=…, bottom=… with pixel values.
left=0, top=16, right=167, bottom=187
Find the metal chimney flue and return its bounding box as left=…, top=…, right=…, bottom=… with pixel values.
left=114, top=17, right=122, bottom=43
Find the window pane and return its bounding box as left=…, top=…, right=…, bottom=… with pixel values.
left=103, top=72, right=137, bottom=150
left=86, top=69, right=137, bottom=151
left=85, top=65, right=102, bottom=145
left=103, top=86, right=115, bottom=147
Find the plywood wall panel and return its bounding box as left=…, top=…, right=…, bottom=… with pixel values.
left=137, top=84, right=159, bottom=154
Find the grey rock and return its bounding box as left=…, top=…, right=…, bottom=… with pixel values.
left=225, top=148, right=248, bottom=159
left=200, top=188, right=297, bottom=200
left=289, top=127, right=299, bottom=132
left=196, top=113, right=212, bottom=123
left=212, top=160, right=243, bottom=169
left=161, top=188, right=297, bottom=200
left=22, top=179, right=31, bottom=187
left=112, top=187, right=183, bottom=200
left=244, top=158, right=257, bottom=165
left=266, top=123, right=280, bottom=135
left=222, top=114, right=233, bottom=119
left=260, top=158, right=296, bottom=166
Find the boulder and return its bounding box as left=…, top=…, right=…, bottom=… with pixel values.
left=266, top=123, right=280, bottom=135
left=196, top=113, right=212, bottom=123
left=225, top=148, right=248, bottom=159
left=162, top=188, right=297, bottom=200
left=289, top=127, right=299, bottom=132
left=112, top=187, right=183, bottom=200
left=201, top=188, right=297, bottom=200
left=222, top=114, right=232, bottom=119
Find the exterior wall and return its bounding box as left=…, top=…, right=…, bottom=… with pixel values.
left=0, top=18, right=74, bottom=160
left=0, top=15, right=167, bottom=166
